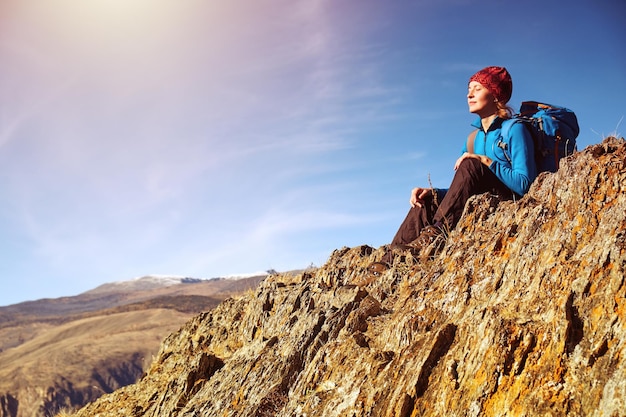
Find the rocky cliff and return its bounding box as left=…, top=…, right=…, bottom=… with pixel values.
left=70, top=137, right=626, bottom=417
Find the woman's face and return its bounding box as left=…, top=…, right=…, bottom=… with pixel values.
left=467, top=81, right=498, bottom=117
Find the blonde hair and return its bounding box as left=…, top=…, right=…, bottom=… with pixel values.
left=497, top=101, right=514, bottom=119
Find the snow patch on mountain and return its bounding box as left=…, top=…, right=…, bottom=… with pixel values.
left=86, top=272, right=270, bottom=294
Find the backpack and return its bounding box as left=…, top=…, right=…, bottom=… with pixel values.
left=467, top=101, right=580, bottom=173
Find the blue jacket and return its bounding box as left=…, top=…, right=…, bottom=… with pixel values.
left=462, top=117, right=537, bottom=196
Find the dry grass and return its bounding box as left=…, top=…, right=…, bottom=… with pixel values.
left=0, top=308, right=193, bottom=391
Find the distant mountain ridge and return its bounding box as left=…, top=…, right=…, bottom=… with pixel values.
left=84, top=275, right=206, bottom=293
left=0, top=272, right=270, bottom=326
left=84, top=272, right=271, bottom=294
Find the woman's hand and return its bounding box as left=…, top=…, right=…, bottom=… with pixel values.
left=454, top=152, right=492, bottom=170
left=410, top=187, right=431, bottom=208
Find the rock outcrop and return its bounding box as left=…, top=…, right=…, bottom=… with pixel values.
left=71, top=137, right=626, bottom=417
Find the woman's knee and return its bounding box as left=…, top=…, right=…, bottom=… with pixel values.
left=457, top=157, right=483, bottom=173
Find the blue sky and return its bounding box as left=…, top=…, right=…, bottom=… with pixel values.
left=0, top=0, right=624, bottom=306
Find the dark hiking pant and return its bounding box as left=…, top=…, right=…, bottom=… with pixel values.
left=390, top=157, right=515, bottom=246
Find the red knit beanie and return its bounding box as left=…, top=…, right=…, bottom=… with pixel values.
left=469, top=66, right=512, bottom=104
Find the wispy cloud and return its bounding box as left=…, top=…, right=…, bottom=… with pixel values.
left=0, top=0, right=469, bottom=303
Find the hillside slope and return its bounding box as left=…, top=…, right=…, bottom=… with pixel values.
left=72, top=137, right=626, bottom=417
left=0, top=275, right=268, bottom=328
left=0, top=276, right=266, bottom=417
left=0, top=309, right=190, bottom=417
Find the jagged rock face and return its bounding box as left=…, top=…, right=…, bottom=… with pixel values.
left=73, top=137, right=626, bottom=417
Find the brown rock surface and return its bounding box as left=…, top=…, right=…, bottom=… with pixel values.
left=71, top=137, right=626, bottom=417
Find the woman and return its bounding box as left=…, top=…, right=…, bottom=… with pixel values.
left=369, top=66, right=537, bottom=275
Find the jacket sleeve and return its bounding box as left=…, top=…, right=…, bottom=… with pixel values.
left=488, top=122, right=537, bottom=196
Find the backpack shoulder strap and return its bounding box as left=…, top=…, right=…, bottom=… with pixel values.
left=468, top=118, right=524, bottom=154
left=500, top=117, right=526, bottom=143
left=467, top=129, right=478, bottom=154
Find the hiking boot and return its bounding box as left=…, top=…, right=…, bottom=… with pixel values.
left=383, top=242, right=418, bottom=257
left=413, top=225, right=446, bottom=256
